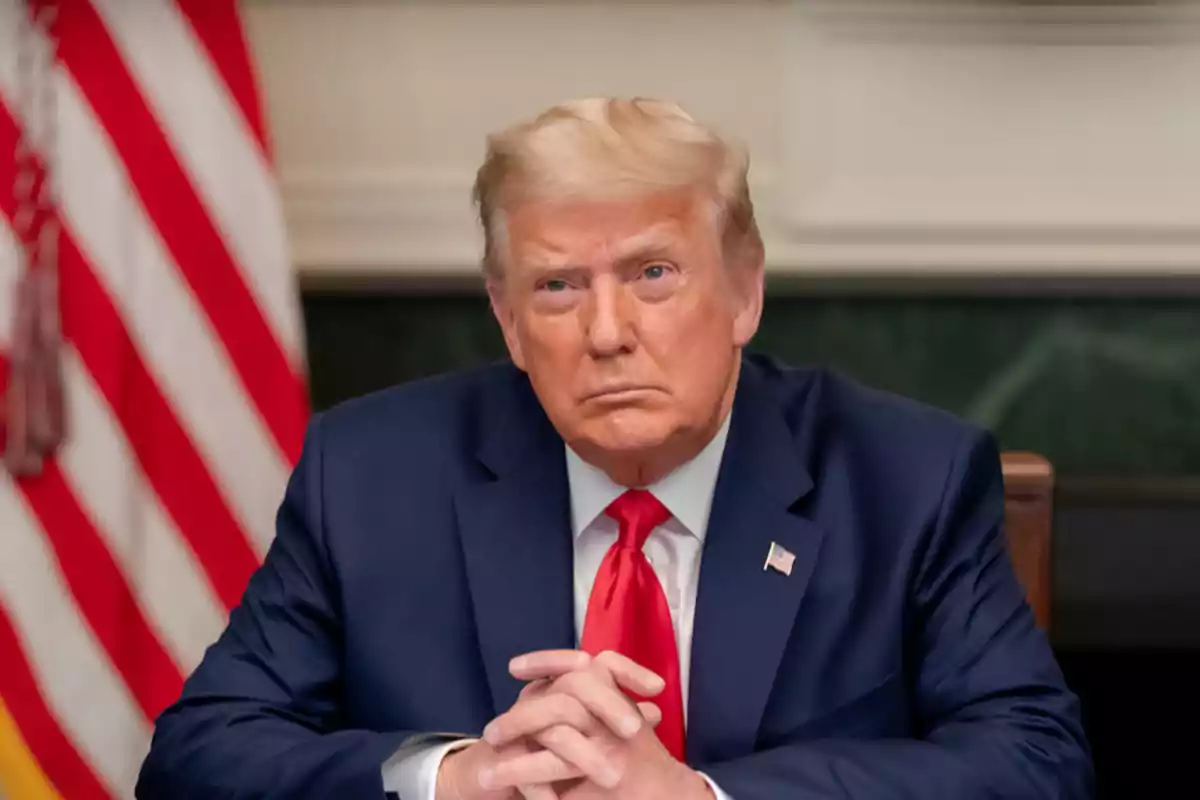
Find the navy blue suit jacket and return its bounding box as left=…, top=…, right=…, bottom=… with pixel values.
left=137, top=355, right=1093, bottom=798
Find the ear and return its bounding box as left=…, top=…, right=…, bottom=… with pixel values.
left=487, top=277, right=527, bottom=370
left=730, top=239, right=765, bottom=348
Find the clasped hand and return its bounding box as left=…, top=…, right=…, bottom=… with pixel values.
left=436, top=650, right=713, bottom=800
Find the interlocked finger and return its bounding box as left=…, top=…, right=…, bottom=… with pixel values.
left=483, top=693, right=593, bottom=748
left=482, top=739, right=589, bottom=790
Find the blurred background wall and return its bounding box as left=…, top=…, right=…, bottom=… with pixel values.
left=244, top=1, right=1200, bottom=794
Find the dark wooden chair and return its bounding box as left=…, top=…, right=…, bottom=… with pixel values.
left=1000, top=452, right=1054, bottom=630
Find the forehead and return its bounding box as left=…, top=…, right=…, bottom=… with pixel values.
left=504, top=189, right=715, bottom=264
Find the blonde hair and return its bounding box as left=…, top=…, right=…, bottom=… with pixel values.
left=473, top=97, right=762, bottom=279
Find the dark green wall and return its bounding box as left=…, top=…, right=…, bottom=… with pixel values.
left=303, top=289, right=1200, bottom=480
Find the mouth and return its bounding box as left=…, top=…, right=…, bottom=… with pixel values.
left=582, top=385, right=663, bottom=402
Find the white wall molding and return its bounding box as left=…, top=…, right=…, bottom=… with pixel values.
left=800, top=1, right=1200, bottom=40
left=282, top=170, right=1200, bottom=277
left=244, top=0, right=1200, bottom=278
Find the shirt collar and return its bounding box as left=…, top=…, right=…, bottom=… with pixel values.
left=565, top=411, right=732, bottom=541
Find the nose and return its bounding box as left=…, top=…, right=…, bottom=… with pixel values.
left=584, top=275, right=635, bottom=358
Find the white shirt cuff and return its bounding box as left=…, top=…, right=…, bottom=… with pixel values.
left=381, top=740, right=731, bottom=800
left=382, top=737, right=477, bottom=799
left=699, top=771, right=734, bottom=800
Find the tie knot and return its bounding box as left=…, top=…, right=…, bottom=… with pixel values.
left=605, top=489, right=670, bottom=551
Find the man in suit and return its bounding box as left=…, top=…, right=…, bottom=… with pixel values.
left=137, top=98, right=1093, bottom=799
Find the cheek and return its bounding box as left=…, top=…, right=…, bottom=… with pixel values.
left=516, top=315, right=586, bottom=386
left=662, top=285, right=735, bottom=345
left=643, top=299, right=737, bottom=383
left=524, top=318, right=581, bottom=360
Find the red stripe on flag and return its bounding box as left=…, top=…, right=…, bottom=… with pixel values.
left=0, top=355, right=182, bottom=724
left=0, top=103, right=262, bottom=613
left=50, top=0, right=306, bottom=464
left=0, top=602, right=112, bottom=800
left=172, top=0, right=272, bottom=158
left=58, top=240, right=261, bottom=611
left=10, top=451, right=184, bottom=722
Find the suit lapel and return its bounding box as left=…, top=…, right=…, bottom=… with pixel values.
left=455, top=369, right=576, bottom=718
left=686, top=360, right=826, bottom=764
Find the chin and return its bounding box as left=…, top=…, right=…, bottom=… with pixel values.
left=582, top=408, right=677, bottom=454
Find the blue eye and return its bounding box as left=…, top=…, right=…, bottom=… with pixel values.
left=643, top=264, right=667, bottom=280
left=542, top=279, right=569, bottom=292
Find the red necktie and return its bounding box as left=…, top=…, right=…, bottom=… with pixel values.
left=580, top=490, right=686, bottom=761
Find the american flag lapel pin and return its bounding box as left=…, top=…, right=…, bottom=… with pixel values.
left=763, top=541, right=796, bottom=576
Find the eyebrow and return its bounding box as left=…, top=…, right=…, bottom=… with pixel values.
left=525, top=265, right=592, bottom=286
left=522, top=223, right=681, bottom=272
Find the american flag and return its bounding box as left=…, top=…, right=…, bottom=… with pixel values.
left=0, top=1, right=307, bottom=798
left=764, top=541, right=795, bottom=577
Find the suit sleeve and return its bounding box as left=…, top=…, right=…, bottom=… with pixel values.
left=135, top=415, right=414, bottom=799
left=700, top=430, right=1095, bottom=799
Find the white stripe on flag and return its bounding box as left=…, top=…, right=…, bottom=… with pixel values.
left=0, top=204, right=17, bottom=343
left=0, top=482, right=150, bottom=798
left=2, top=188, right=223, bottom=678
left=0, top=0, right=14, bottom=108
left=89, top=0, right=304, bottom=368
left=15, top=67, right=290, bottom=556
left=56, top=344, right=229, bottom=674
left=0, top=0, right=21, bottom=350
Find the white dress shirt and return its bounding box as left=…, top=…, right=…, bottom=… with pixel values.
left=383, top=413, right=734, bottom=799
